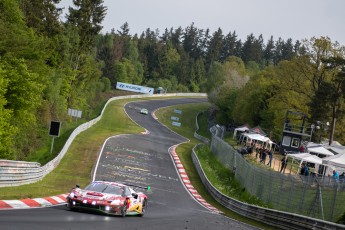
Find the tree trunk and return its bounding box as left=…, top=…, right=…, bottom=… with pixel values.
left=329, top=106, right=336, bottom=145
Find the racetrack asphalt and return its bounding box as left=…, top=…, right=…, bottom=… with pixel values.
left=0, top=97, right=259, bottom=230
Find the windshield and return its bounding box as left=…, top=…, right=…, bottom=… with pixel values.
left=84, top=182, right=124, bottom=195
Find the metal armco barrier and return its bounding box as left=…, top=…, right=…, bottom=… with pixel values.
left=194, top=112, right=209, bottom=144
left=191, top=145, right=345, bottom=229
left=0, top=93, right=206, bottom=187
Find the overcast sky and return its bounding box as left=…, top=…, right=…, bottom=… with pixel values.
left=58, top=0, right=345, bottom=45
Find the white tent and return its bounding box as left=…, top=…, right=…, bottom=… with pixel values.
left=241, top=133, right=274, bottom=149
left=287, top=153, right=323, bottom=174
left=287, top=153, right=323, bottom=165
left=307, top=145, right=334, bottom=157
left=322, top=153, right=345, bottom=168
left=329, top=146, right=345, bottom=155
left=233, top=125, right=250, bottom=139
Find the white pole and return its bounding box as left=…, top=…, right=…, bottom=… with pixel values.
left=50, top=136, right=55, bottom=154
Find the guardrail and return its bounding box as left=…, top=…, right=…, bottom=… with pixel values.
left=191, top=144, right=345, bottom=229
left=0, top=93, right=207, bottom=187
left=194, top=112, right=209, bottom=144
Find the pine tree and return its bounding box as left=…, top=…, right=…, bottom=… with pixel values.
left=264, top=36, right=275, bottom=66
left=206, top=27, right=224, bottom=67
left=67, top=0, right=107, bottom=54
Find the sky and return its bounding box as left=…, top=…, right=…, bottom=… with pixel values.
left=58, top=0, right=345, bottom=45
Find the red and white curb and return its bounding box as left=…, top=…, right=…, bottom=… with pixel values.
left=170, top=146, right=222, bottom=214
left=0, top=194, right=67, bottom=209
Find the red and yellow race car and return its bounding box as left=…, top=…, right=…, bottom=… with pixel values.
left=66, top=181, right=149, bottom=217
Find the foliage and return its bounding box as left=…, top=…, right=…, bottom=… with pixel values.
left=211, top=37, right=345, bottom=144
left=1, top=0, right=345, bottom=160
left=67, top=0, right=106, bottom=53
left=0, top=63, right=16, bottom=158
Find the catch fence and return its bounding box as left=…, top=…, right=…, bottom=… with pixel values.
left=210, top=134, right=345, bottom=222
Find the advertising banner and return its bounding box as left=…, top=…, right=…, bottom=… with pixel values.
left=116, top=82, right=154, bottom=95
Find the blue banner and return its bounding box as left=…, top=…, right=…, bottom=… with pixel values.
left=116, top=82, right=154, bottom=95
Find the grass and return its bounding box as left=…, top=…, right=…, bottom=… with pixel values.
left=26, top=121, right=83, bottom=165
left=0, top=99, right=143, bottom=199
left=196, top=145, right=268, bottom=206
left=196, top=111, right=211, bottom=139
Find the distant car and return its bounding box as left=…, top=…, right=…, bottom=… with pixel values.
left=140, top=108, right=148, bottom=115
left=66, top=181, right=149, bottom=217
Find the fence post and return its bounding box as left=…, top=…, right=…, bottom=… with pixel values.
left=329, top=182, right=338, bottom=222
left=298, top=181, right=307, bottom=215
left=267, top=171, right=273, bottom=203
left=249, top=167, right=256, bottom=194
left=276, top=175, right=284, bottom=208
left=287, top=175, right=294, bottom=210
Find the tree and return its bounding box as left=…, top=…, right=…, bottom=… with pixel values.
left=170, top=27, right=183, bottom=51
left=264, top=36, right=275, bottom=66
left=282, top=38, right=294, bottom=60
left=67, top=0, right=106, bottom=54
left=19, top=0, right=63, bottom=37
left=182, top=23, right=203, bottom=59
left=310, top=56, right=345, bottom=144
left=273, top=37, right=284, bottom=65
left=190, top=58, right=206, bottom=92
left=176, top=51, right=192, bottom=85
left=137, top=28, right=161, bottom=82
left=0, top=62, right=17, bottom=159
left=206, top=28, right=224, bottom=67
left=113, top=58, right=141, bottom=84
left=2, top=57, right=44, bottom=158
left=221, top=31, right=239, bottom=62
left=158, top=42, right=180, bottom=78
left=264, top=37, right=345, bottom=143
left=241, top=33, right=263, bottom=65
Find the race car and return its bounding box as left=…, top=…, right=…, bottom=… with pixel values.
left=66, top=181, right=149, bottom=217
left=140, top=108, right=148, bottom=115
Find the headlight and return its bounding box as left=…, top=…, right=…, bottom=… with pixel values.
left=91, top=201, right=96, bottom=205
left=105, top=206, right=111, bottom=211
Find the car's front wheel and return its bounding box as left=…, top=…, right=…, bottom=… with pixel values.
left=66, top=202, right=77, bottom=211
left=121, top=201, right=127, bottom=217
left=139, top=199, right=147, bottom=217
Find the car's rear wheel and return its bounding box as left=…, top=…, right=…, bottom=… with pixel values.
left=139, top=199, right=147, bottom=217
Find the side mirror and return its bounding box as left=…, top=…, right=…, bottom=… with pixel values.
left=132, top=193, right=138, bottom=199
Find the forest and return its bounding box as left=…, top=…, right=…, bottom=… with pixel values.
left=0, top=0, right=345, bottom=161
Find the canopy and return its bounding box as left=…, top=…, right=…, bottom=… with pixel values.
left=307, top=145, right=334, bottom=157
left=243, top=133, right=269, bottom=142
left=233, top=124, right=250, bottom=139
left=322, top=153, right=345, bottom=168
left=328, top=146, right=345, bottom=155
left=241, top=133, right=274, bottom=149
left=287, top=153, right=323, bottom=165
left=248, top=126, right=267, bottom=136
